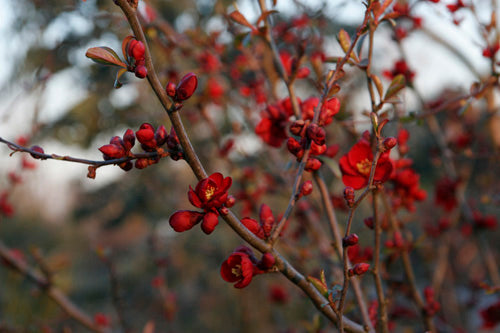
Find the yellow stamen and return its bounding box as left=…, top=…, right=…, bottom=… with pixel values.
left=231, top=264, right=241, bottom=277
left=356, top=158, right=372, bottom=176
left=205, top=186, right=216, bottom=200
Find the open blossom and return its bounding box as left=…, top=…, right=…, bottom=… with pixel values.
left=220, top=246, right=275, bottom=289
left=339, top=136, right=393, bottom=190
left=169, top=173, right=232, bottom=234
left=255, top=98, right=294, bottom=147
left=220, top=248, right=255, bottom=288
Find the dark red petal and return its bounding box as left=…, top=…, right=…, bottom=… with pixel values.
left=169, top=210, right=204, bottom=232
left=209, top=172, right=224, bottom=186
left=342, top=174, right=367, bottom=190
left=339, top=155, right=359, bottom=176
left=188, top=187, right=203, bottom=208
left=347, top=140, right=372, bottom=167
left=201, top=211, right=219, bottom=234
left=241, top=218, right=265, bottom=239
left=374, top=160, right=393, bottom=184
left=220, top=256, right=241, bottom=282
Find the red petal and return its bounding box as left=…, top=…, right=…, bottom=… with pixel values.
left=374, top=160, right=393, bottom=184
left=339, top=155, right=358, bottom=176
left=347, top=140, right=372, bottom=167
left=188, top=187, right=203, bottom=208
left=169, top=210, right=204, bottom=232
left=201, top=211, right=219, bottom=234
left=342, top=174, right=367, bottom=190
left=209, top=172, right=224, bottom=186
left=259, top=204, right=274, bottom=237
left=241, top=218, right=265, bottom=239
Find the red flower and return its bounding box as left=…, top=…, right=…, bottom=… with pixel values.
left=301, top=97, right=340, bottom=126
left=188, top=172, right=232, bottom=211
left=255, top=98, right=295, bottom=147
left=390, top=159, right=426, bottom=212
left=169, top=173, right=232, bottom=234
left=220, top=248, right=256, bottom=288
left=480, top=300, right=500, bottom=329
left=339, top=137, right=393, bottom=190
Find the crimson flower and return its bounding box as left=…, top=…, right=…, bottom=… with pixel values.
left=169, top=173, right=232, bottom=234
left=383, top=60, right=415, bottom=84
left=255, top=98, right=294, bottom=147
left=220, top=247, right=256, bottom=289
left=339, top=137, right=393, bottom=190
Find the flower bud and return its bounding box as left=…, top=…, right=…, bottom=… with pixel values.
left=258, top=253, right=275, bottom=270
left=225, top=195, right=236, bottom=208
left=383, top=137, right=397, bottom=151
left=344, top=186, right=355, bottom=207
left=175, top=72, right=198, bottom=101
left=306, top=123, right=326, bottom=145
left=300, top=180, right=313, bottom=196
left=364, top=217, right=374, bottom=229
left=305, top=158, right=322, bottom=172
left=30, top=145, right=45, bottom=159
left=99, top=144, right=125, bottom=159
left=289, top=120, right=305, bottom=136
left=155, top=125, right=168, bottom=146
left=135, top=158, right=149, bottom=169
left=166, top=82, right=176, bottom=98
left=342, top=233, right=359, bottom=247
left=310, top=142, right=326, bottom=156
left=129, top=40, right=145, bottom=60
left=134, top=65, right=147, bottom=79
left=349, top=263, right=370, bottom=276
left=123, top=129, right=135, bottom=151
left=136, top=123, right=155, bottom=143
left=287, top=137, right=303, bottom=156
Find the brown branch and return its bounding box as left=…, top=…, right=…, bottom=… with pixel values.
left=112, top=1, right=364, bottom=331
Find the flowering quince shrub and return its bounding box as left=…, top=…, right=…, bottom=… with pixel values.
left=1, top=0, right=500, bottom=332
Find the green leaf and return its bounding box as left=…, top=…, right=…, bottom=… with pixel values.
left=384, top=74, right=406, bottom=100
left=307, top=276, right=328, bottom=297
left=86, top=47, right=127, bottom=68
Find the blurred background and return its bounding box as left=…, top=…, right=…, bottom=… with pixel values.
left=0, top=0, right=499, bottom=332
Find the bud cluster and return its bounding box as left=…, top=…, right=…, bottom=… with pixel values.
left=127, top=39, right=147, bottom=78
left=98, top=123, right=183, bottom=171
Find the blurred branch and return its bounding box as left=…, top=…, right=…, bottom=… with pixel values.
left=0, top=241, right=110, bottom=333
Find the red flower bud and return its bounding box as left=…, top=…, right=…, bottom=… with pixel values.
left=136, top=123, right=155, bottom=143
left=287, top=137, right=303, bottom=157
left=225, top=195, right=236, bottom=208
left=306, top=124, right=326, bottom=145
left=259, top=204, right=275, bottom=237
left=344, top=186, right=355, bottom=206
left=201, top=211, right=219, bottom=234
left=349, top=263, right=370, bottom=276
left=169, top=210, right=204, bottom=232
left=305, top=158, right=322, bottom=172
left=129, top=40, right=145, bottom=61
left=342, top=233, right=359, bottom=247
left=166, top=82, right=176, bottom=98
left=310, top=141, right=326, bottom=156
left=258, top=253, right=275, bottom=270
left=175, top=72, right=198, bottom=101
left=155, top=125, right=168, bottom=146
left=135, top=65, right=147, bottom=78
left=289, top=120, right=305, bottom=136
left=119, top=161, right=133, bottom=171
left=364, top=217, right=374, bottom=229
left=300, top=180, right=313, bottom=196
left=325, top=144, right=339, bottom=158
left=99, top=144, right=125, bottom=159
left=383, top=137, right=397, bottom=151
left=30, top=145, right=45, bottom=159
left=123, top=129, right=135, bottom=151
left=135, top=158, right=149, bottom=169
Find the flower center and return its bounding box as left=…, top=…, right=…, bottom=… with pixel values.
left=205, top=185, right=216, bottom=200
left=231, top=264, right=241, bottom=277
left=356, top=158, right=372, bottom=176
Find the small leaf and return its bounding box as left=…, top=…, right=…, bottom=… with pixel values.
left=86, top=47, right=127, bottom=68
left=122, top=35, right=135, bottom=60
left=338, top=29, right=351, bottom=54
left=327, top=84, right=341, bottom=97
left=307, top=276, right=328, bottom=297
left=229, top=11, right=256, bottom=31
left=256, top=10, right=278, bottom=26
left=320, top=270, right=327, bottom=286
left=384, top=74, right=406, bottom=100
left=114, top=68, right=128, bottom=89
left=371, top=74, right=384, bottom=99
